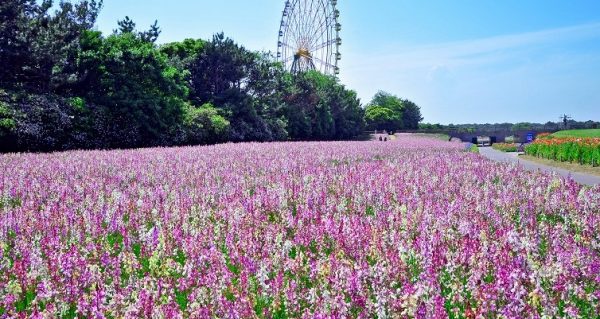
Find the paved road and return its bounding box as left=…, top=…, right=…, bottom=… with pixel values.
left=478, top=147, right=600, bottom=186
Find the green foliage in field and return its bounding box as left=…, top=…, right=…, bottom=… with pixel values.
left=0, top=101, right=16, bottom=137
left=492, top=143, right=519, bottom=152
left=412, top=133, right=450, bottom=141
left=182, top=103, right=230, bottom=145
left=364, top=91, right=423, bottom=132
left=364, top=105, right=402, bottom=132
left=551, top=129, right=600, bottom=138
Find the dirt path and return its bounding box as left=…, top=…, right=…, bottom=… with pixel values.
left=479, top=147, right=600, bottom=186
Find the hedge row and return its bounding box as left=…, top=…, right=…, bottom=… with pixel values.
left=525, top=137, right=600, bottom=166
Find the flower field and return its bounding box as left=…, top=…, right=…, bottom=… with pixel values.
left=525, top=137, right=600, bottom=166
left=1, top=137, right=599, bottom=318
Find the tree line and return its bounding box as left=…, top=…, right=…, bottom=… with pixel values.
left=0, top=0, right=423, bottom=152
left=419, top=121, right=600, bottom=133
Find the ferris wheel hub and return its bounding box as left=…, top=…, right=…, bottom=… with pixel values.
left=295, top=49, right=312, bottom=59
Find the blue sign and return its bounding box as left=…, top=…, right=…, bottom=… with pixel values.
left=527, top=132, right=534, bottom=142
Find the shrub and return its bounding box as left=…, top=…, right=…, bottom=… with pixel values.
left=492, top=143, right=519, bottom=152
left=182, top=103, right=230, bottom=145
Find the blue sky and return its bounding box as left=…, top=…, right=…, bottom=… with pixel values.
left=94, top=1, right=600, bottom=124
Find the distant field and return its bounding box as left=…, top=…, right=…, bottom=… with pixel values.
left=551, top=129, right=600, bottom=138
left=409, top=132, right=451, bottom=141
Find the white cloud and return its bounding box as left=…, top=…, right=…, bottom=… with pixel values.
left=345, top=22, right=600, bottom=71
left=340, top=22, right=600, bottom=123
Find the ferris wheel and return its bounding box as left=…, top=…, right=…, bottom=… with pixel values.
left=277, top=0, right=341, bottom=76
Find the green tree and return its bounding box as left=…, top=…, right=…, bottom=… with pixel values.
left=75, top=30, right=188, bottom=147
left=289, top=71, right=334, bottom=139
left=328, top=82, right=364, bottom=139
left=189, top=33, right=285, bottom=141
left=364, top=105, right=402, bottom=132
left=400, top=99, right=423, bottom=130
left=0, top=0, right=41, bottom=89
left=364, top=91, right=422, bottom=131
left=370, top=91, right=403, bottom=113
left=247, top=53, right=290, bottom=140
left=115, top=16, right=161, bottom=43
left=284, top=71, right=363, bottom=140
left=189, top=33, right=255, bottom=105
left=0, top=0, right=102, bottom=92
left=160, top=38, right=206, bottom=72
left=364, top=91, right=403, bottom=131
left=512, top=122, right=534, bottom=131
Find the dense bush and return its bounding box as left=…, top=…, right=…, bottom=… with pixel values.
left=1, top=91, right=79, bottom=151
left=179, top=103, right=230, bottom=145
left=0, top=92, right=17, bottom=151
left=525, top=137, right=600, bottom=166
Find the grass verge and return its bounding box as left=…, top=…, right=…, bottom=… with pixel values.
left=411, top=133, right=451, bottom=141
left=492, top=143, right=519, bottom=152
left=519, top=154, right=600, bottom=177
left=551, top=129, right=600, bottom=138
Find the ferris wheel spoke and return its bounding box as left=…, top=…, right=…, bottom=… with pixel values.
left=288, top=17, right=302, bottom=46
left=312, top=56, right=335, bottom=69
left=307, top=18, right=331, bottom=48
left=299, top=0, right=314, bottom=40
left=296, top=0, right=306, bottom=41
left=304, top=1, right=321, bottom=41
left=286, top=1, right=304, bottom=45
left=309, top=39, right=333, bottom=53
left=292, top=1, right=324, bottom=49
left=304, top=2, right=328, bottom=44
left=308, top=25, right=329, bottom=50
